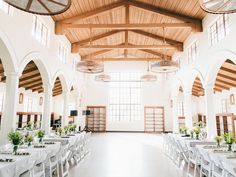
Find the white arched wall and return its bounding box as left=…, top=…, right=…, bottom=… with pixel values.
left=18, top=52, right=51, bottom=87
left=171, top=77, right=185, bottom=132
left=52, top=69, right=70, bottom=127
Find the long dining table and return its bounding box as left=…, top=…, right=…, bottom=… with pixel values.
left=0, top=142, right=61, bottom=177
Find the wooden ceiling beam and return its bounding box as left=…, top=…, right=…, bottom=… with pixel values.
left=216, top=79, right=236, bottom=87
left=220, top=66, right=236, bottom=74
left=20, top=73, right=41, bottom=82
left=59, top=23, right=196, bottom=30
left=25, top=83, right=43, bottom=90
left=22, top=66, right=38, bottom=75
left=139, top=49, right=172, bottom=60
left=131, top=30, right=183, bottom=51
left=32, top=87, right=44, bottom=92
left=217, top=73, right=236, bottom=81
left=128, top=0, right=202, bottom=32
left=76, top=44, right=177, bottom=50
left=215, top=83, right=230, bottom=90
left=53, top=85, right=62, bottom=90
left=81, top=57, right=162, bottom=61
left=19, top=79, right=42, bottom=88
left=80, top=49, right=113, bottom=59
left=55, top=0, right=127, bottom=34
left=72, top=30, right=124, bottom=49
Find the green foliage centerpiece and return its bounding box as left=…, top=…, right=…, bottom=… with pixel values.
left=8, top=131, right=23, bottom=154
left=223, top=132, right=236, bottom=151
left=69, top=124, right=77, bottom=133
left=179, top=127, right=188, bottom=135
left=64, top=125, right=69, bottom=135
left=26, top=134, right=34, bottom=147
left=56, top=127, right=63, bottom=136
left=27, top=121, right=32, bottom=130
left=193, top=127, right=201, bottom=140
left=214, top=136, right=223, bottom=147
left=37, top=130, right=45, bottom=144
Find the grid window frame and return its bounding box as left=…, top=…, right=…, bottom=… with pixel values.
left=109, top=73, right=142, bottom=122
left=187, top=42, right=197, bottom=64
left=32, top=15, right=49, bottom=47
left=59, top=42, right=68, bottom=64
left=209, top=14, right=229, bottom=47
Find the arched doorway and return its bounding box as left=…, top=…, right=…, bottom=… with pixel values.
left=17, top=60, right=45, bottom=129
left=191, top=76, right=206, bottom=125
left=212, top=59, right=236, bottom=136
left=51, top=76, right=64, bottom=129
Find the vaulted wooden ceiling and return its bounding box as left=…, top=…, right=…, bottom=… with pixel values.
left=19, top=61, right=44, bottom=93
left=53, top=0, right=206, bottom=61
left=192, top=77, right=204, bottom=97
left=52, top=77, right=63, bottom=97
left=214, top=59, right=236, bottom=93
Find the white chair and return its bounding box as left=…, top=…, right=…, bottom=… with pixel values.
left=19, top=160, right=35, bottom=177
left=208, top=153, right=225, bottom=177
left=60, top=144, right=70, bottom=177
left=187, top=146, right=201, bottom=177
left=199, top=150, right=212, bottom=177
left=222, top=161, right=236, bottom=177
left=48, top=151, right=60, bottom=177
left=33, top=153, right=47, bottom=177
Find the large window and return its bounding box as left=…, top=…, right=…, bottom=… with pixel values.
left=177, top=101, right=184, bottom=117
left=0, top=0, right=13, bottom=15
left=210, top=14, right=229, bottom=46
left=59, top=42, right=68, bottom=64
left=187, top=41, right=197, bottom=64
left=109, top=73, right=142, bottom=121
left=24, top=96, right=33, bottom=112
left=32, top=15, right=49, bottom=46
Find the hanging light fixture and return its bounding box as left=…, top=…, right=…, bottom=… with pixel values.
left=141, top=61, right=157, bottom=82
left=95, top=73, right=111, bottom=82
left=77, top=28, right=104, bottom=74
left=151, top=27, right=179, bottom=73
left=199, top=0, right=236, bottom=14
left=4, top=0, right=71, bottom=15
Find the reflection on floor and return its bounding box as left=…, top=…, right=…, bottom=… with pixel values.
left=69, top=133, right=185, bottom=177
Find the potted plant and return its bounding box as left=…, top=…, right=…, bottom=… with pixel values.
left=224, top=132, right=236, bottom=151
left=8, top=131, right=23, bottom=155
left=26, top=134, right=34, bottom=147
left=193, top=127, right=201, bottom=140
left=69, top=124, right=77, bottom=133
left=56, top=127, right=63, bottom=136
left=37, top=130, right=45, bottom=144
left=27, top=121, right=32, bottom=130
left=64, top=125, right=69, bottom=135
left=190, top=130, right=194, bottom=139
left=214, top=136, right=223, bottom=147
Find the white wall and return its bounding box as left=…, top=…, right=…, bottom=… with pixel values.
left=86, top=62, right=172, bottom=132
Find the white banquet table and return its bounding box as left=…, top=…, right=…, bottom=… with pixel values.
left=0, top=142, right=61, bottom=177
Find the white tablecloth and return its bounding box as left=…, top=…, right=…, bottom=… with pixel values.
left=0, top=142, right=61, bottom=177
left=44, top=133, right=81, bottom=146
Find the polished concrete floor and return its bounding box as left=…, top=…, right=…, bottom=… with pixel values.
left=69, top=133, right=185, bottom=177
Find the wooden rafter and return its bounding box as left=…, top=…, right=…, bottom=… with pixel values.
left=216, top=78, right=236, bottom=87
left=56, top=0, right=126, bottom=32
left=76, top=44, right=177, bottom=50
left=58, top=23, right=196, bottom=31
left=72, top=30, right=124, bottom=47
left=55, top=0, right=202, bottom=34
left=77, top=49, right=113, bottom=58
left=128, top=0, right=202, bottom=32
left=130, top=30, right=183, bottom=51
left=82, top=57, right=161, bottom=61
left=25, top=83, right=43, bottom=90
left=139, top=49, right=172, bottom=60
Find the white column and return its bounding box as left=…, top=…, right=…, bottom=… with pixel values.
left=184, top=91, right=193, bottom=129
left=172, top=96, right=179, bottom=133
left=42, top=84, right=52, bottom=134
left=205, top=85, right=217, bottom=139
left=62, top=91, right=69, bottom=127
left=0, top=72, right=19, bottom=145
